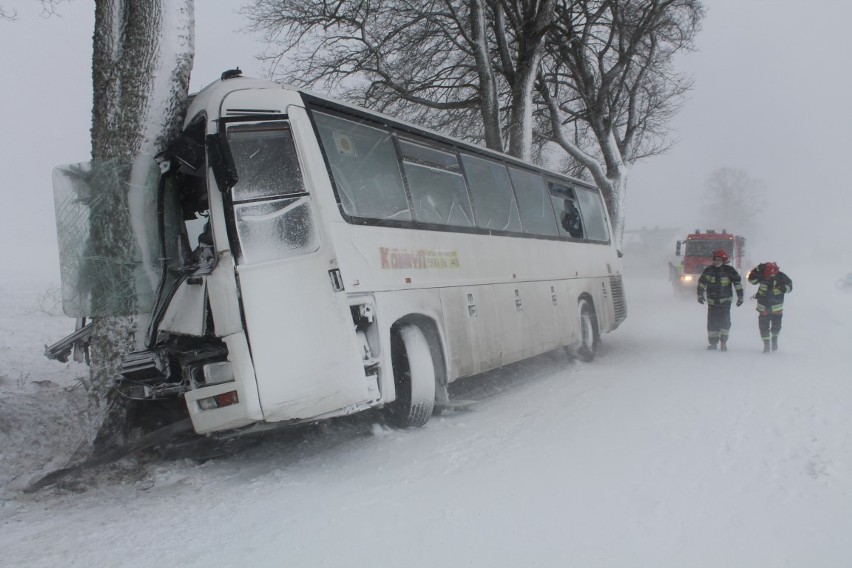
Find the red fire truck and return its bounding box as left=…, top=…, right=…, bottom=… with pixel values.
left=672, top=229, right=747, bottom=294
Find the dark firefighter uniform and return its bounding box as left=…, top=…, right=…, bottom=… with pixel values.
left=747, top=262, right=793, bottom=353
left=697, top=252, right=744, bottom=350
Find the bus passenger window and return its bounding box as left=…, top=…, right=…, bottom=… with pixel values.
left=558, top=197, right=584, bottom=239
left=574, top=187, right=610, bottom=242
left=313, top=112, right=411, bottom=222
left=508, top=168, right=559, bottom=236
left=399, top=140, right=473, bottom=228
left=548, top=182, right=584, bottom=239
left=461, top=154, right=522, bottom=232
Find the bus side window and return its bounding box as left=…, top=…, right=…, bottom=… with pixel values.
left=574, top=187, right=610, bottom=242
left=399, top=139, right=473, bottom=228
left=313, top=112, right=411, bottom=222
left=508, top=167, right=559, bottom=237
left=461, top=153, right=522, bottom=233
left=547, top=182, right=584, bottom=239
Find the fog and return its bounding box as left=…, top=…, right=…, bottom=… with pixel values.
left=625, top=0, right=852, bottom=268
left=1, top=0, right=850, bottom=287
left=2, top=4, right=852, bottom=564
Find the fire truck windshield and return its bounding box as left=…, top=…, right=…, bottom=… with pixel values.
left=684, top=240, right=733, bottom=259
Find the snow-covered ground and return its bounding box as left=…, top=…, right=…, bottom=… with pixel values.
left=2, top=261, right=851, bottom=567
left=0, top=283, right=90, bottom=494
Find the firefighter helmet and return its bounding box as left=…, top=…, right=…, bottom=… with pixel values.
left=762, top=262, right=779, bottom=278
left=711, top=249, right=728, bottom=263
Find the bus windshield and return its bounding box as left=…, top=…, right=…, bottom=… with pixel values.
left=52, top=157, right=163, bottom=317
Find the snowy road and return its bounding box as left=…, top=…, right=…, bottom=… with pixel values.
left=2, top=266, right=851, bottom=567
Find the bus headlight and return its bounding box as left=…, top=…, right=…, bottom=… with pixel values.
left=203, top=361, right=235, bottom=386
left=681, top=275, right=694, bottom=283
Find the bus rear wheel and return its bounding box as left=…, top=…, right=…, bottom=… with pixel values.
left=576, top=298, right=599, bottom=362
left=386, top=324, right=436, bottom=427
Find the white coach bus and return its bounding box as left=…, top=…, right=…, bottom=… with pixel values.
left=51, top=70, right=626, bottom=435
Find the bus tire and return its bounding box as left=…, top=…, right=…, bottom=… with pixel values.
left=387, top=324, right=436, bottom=428
left=576, top=298, right=599, bottom=362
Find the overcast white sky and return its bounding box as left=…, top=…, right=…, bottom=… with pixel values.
left=1, top=0, right=850, bottom=285
left=627, top=0, right=852, bottom=266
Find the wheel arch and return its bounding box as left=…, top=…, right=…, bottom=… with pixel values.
left=391, top=313, right=449, bottom=403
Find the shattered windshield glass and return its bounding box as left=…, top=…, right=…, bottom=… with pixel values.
left=52, top=157, right=162, bottom=317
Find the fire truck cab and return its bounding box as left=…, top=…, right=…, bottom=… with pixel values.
left=673, top=229, right=747, bottom=294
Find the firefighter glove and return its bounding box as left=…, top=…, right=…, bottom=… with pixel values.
left=697, top=296, right=705, bottom=304
left=736, top=297, right=744, bottom=307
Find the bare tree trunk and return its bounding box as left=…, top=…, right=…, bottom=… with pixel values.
left=88, top=0, right=194, bottom=450
left=470, top=0, right=504, bottom=151
left=502, top=0, right=554, bottom=160
left=604, top=166, right=628, bottom=248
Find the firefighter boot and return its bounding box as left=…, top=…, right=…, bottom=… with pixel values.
left=720, top=341, right=727, bottom=352
left=771, top=336, right=778, bottom=352
left=707, top=342, right=717, bottom=351
left=763, top=340, right=771, bottom=354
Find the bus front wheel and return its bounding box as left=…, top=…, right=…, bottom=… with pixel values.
left=387, top=324, right=436, bottom=427
left=576, top=298, right=599, bottom=362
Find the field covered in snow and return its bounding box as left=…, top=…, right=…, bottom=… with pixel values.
left=2, top=261, right=851, bottom=567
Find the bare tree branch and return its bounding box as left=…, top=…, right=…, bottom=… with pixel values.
left=536, top=0, right=703, bottom=240
left=1, top=0, right=71, bottom=21
left=242, top=0, right=704, bottom=243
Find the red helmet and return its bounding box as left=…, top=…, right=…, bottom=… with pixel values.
left=711, top=249, right=728, bottom=263
left=762, top=262, right=779, bottom=278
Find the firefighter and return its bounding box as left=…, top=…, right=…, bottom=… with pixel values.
left=747, top=262, right=793, bottom=353
left=697, top=249, right=744, bottom=351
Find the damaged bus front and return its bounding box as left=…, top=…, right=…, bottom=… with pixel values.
left=51, top=74, right=381, bottom=435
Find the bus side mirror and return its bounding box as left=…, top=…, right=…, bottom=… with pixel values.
left=206, top=133, right=238, bottom=193
left=675, top=241, right=682, bottom=256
